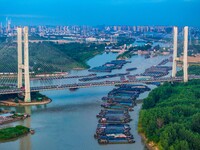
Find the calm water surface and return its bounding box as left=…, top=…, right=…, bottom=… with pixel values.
left=0, top=53, right=171, bottom=150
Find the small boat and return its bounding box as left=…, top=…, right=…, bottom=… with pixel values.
left=29, top=129, right=35, bottom=135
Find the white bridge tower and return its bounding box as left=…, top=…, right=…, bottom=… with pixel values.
left=172, top=26, right=189, bottom=82
left=17, top=27, right=31, bottom=102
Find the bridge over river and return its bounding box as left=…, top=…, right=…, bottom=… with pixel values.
left=1, top=75, right=200, bottom=95
left=0, top=26, right=198, bottom=103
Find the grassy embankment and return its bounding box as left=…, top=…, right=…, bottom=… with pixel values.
left=138, top=80, right=200, bottom=150
left=0, top=125, right=30, bottom=142
left=0, top=41, right=105, bottom=74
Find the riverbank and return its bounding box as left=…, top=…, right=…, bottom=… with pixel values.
left=0, top=99, right=51, bottom=107
left=139, top=133, right=159, bottom=150
left=138, top=80, right=200, bottom=150
left=0, top=125, right=31, bottom=143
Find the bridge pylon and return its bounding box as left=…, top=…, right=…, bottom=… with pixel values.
left=183, top=26, right=188, bottom=82
left=17, top=27, right=31, bottom=102
left=172, top=26, right=178, bottom=77
left=172, top=26, right=189, bottom=82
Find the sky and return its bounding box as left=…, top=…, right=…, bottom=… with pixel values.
left=0, top=0, right=200, bottom=26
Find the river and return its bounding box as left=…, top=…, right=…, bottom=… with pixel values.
left=0, top=52, right=171, bottom=150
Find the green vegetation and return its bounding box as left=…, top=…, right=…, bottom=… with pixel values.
left=117, top=51, right=136, bottom=59
left=117, top=44, right=152, bottom=59
left=30, top=42, right=104, bottom=73
left=31, top=92, right=48, bottom=101
left=0, top=92, right=48, bottom=102
left=0, top=93, right=18, bottom=101
left=0, top=37, right=6, bottom=43
left=0, top=41, right=104, bottom=73
left=0, top=125, right=30, bottom=141
left=189, top=45, right=200, bottom=54
left=178, top=44, right=200, bottom=56
left=116, top=37, right=135, bottom=46
left=139, top=80, right=200, bottom=150
left=177, top=65, right=200, bottom=76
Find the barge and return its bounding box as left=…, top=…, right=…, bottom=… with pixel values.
left=101, top=103, right=134, bottom=111
left=97, top=124, right=130, bottom=130
left=98, top=117, right=132, bottom=124
left=98, top=136, right=135, bottom=144
left=126, top=67, right=137, bottom=72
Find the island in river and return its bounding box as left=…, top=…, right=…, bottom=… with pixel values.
left=0, top=125, right=31, bottom=142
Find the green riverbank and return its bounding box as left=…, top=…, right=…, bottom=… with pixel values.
left=138, top=80, right=200, bottom=150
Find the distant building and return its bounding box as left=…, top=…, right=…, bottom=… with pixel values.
left=86, top=37, right=97, bottom=42
left=6, top=17, right=11, bottom=34
left=0, top=22, right=2, bottom=34
left=114, top=26, right=117, bottom=31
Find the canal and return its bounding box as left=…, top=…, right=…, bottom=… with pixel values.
left=0, top=53, right=171, bottom=150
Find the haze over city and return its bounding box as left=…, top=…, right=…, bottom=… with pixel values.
left=0, top=0, right=200, bottom=26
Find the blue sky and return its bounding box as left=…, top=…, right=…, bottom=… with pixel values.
left=0, top=0, right=199, bottom=26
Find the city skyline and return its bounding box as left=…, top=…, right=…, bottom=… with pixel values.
left=0, top=0, right=200, bottom=26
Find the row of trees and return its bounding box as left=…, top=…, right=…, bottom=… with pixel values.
left=139, top=80, right=200, bottom=150
left=177, top=65, right=200, bottom=76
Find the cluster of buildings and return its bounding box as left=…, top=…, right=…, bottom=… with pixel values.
left=0, top=17, right=12, bottom=36
left=0, top=17, right=199, bottom=44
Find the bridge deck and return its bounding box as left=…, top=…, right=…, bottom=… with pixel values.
left=0, top=76, right=199, bottom=95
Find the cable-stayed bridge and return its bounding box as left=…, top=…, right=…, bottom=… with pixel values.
left=0, top=26, right=199, bottom=102
left=1, top=75, right=200, bottom=95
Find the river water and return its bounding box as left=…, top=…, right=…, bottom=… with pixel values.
left=0, top=53, right=171, bottom=150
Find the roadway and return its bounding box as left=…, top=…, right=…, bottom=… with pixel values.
left=0, top=75, right=200, bottom=95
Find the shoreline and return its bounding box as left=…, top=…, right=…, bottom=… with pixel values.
left=139, top=133, right=159, bottom=150
left=0, top=99, right=52, bottom=107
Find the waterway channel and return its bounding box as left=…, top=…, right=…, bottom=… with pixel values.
left=0, top=52, right=171, bottom=150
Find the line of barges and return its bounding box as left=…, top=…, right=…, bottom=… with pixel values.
left=94, top=84, right=150, bottom=144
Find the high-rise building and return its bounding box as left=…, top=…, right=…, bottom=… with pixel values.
left=114, top=26, right=117, bottom=31
left=117, top=26, right=121, bottom=31
left=0, top=22, right=2, bottom=34
left=133, top=26, right=136, bottom=32
left=6, top=17, right=11, bottom=34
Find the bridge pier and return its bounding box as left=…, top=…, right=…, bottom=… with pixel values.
left=17, top=27, right=31, bottom=102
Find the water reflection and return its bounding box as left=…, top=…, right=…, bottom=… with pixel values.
left=20, top=106, right=31, bottom=150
